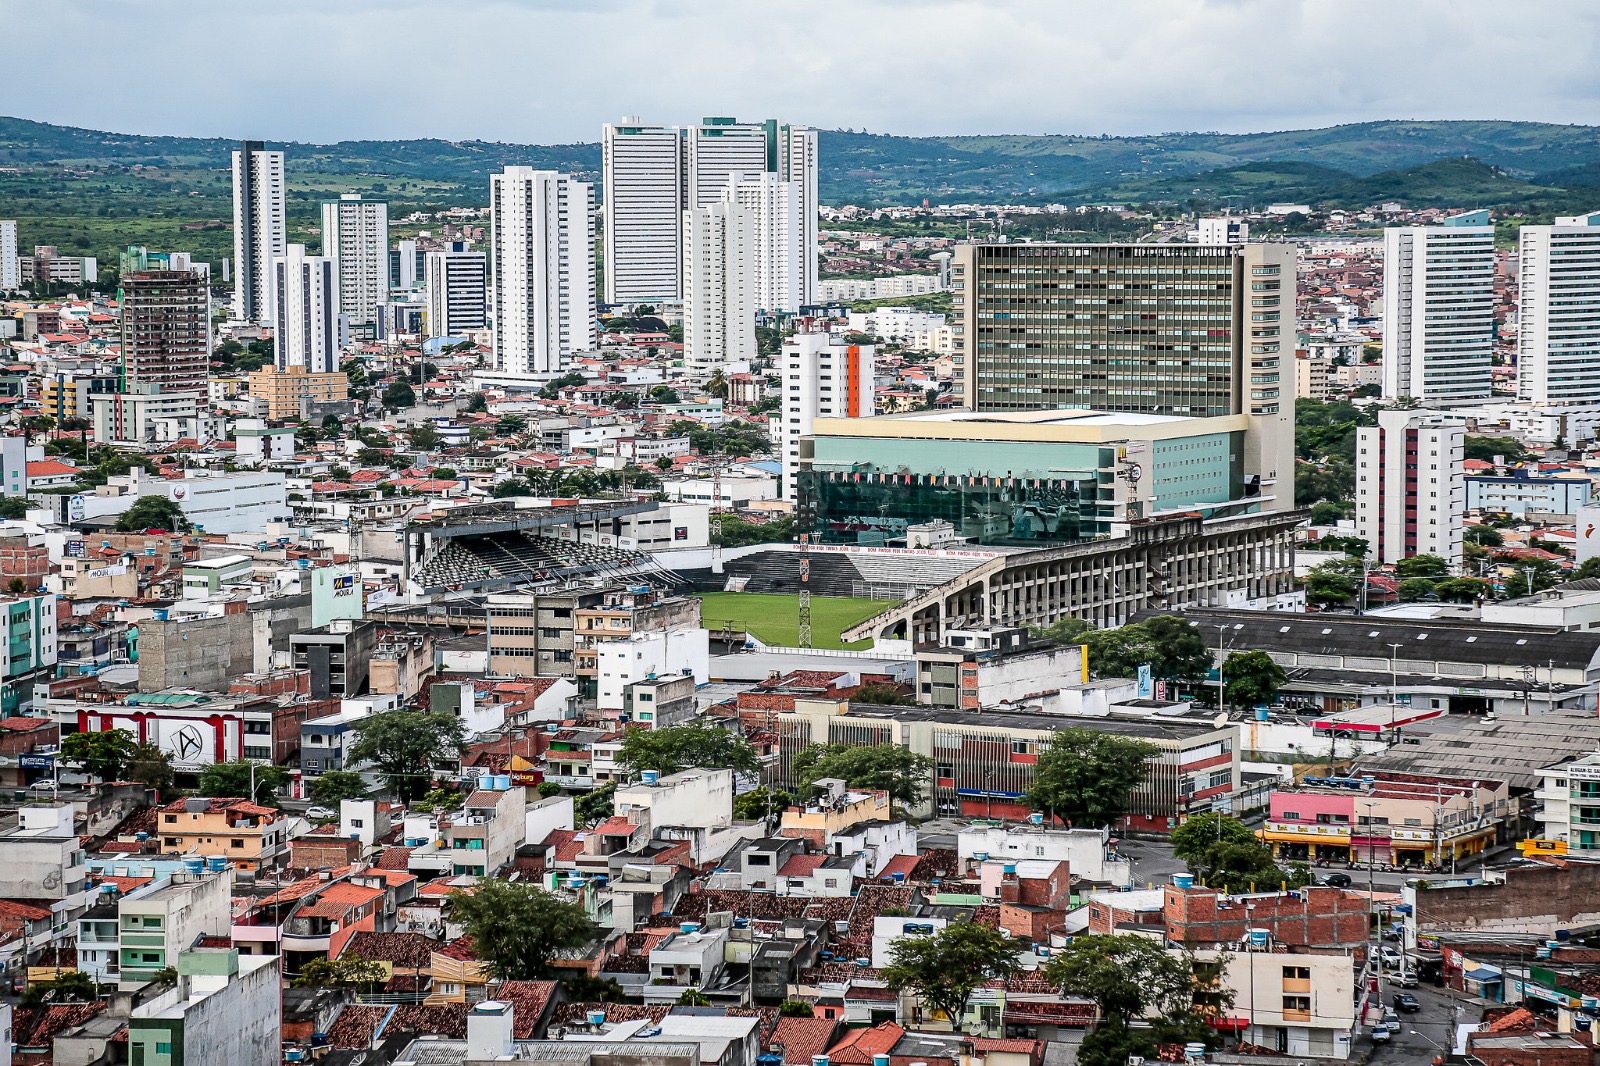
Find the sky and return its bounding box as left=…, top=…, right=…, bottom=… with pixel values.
left=15, top=0, right=1600, bottom=144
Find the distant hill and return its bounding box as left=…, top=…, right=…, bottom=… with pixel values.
left=8, top=115, right=1600, bottom=268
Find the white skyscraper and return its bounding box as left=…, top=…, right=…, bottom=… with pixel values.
left=683, top=187, right=755, bottom=371
left=425, top=250, right=487, bottom=339
left=781, top=329, right=875, bottom=500
left=490, top=167, right=596, bottom=380
left=273, top=244, right=343, bottom=373
left=1382, top=212, right=1495, bottom=407
left=320, top=194, right=389, bottom=329
left=686, top=119, right=770, bottom=209
left=0, top=220, right=17, bottom=290
left=776, top=123, right=819, bottom=305
left=231, top=141, right=286, bottom=323
left=731, top=172, right=805, bottom=314
left=603, top=119, right=684, bottom=305
left=394, top=238, right=421, bottom=290
left=1519, top=211, right=1600, bottom=405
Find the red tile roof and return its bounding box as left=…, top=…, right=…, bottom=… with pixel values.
left=829, top=1022, right=905, bottom=1063
left=773, top=1016, right=841, bottom=1066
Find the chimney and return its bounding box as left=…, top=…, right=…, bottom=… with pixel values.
left=467, top=1000, right=515, bottom=1060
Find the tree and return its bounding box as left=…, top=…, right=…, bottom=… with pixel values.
left=497, top=413, right=529, bottom=435
left=676, top=988, right=711, bottom=1006
left=1170, top=812, right=1300, bottom=891
left=1575, top=557, right=1600, bottom=581
left=448, top=880, right=595, bottom=980
left=1045, top=933, right=1202, bottom=1036
left=114, top=495, right=190, bottom=533
left=1398, top=578, right=1437, bottom=602
left=1463, top=435, right=1530, bottom=464
left=407, top=423, right=441, bottom=450
left=1395, top=554, right=1450, bottom=580
left=852, top=682, right=917, bottom=706
left=617, top=723, right=760, bottom=780
left=1434, top=577, right=1493, bottom=603
left=20, top=970, right=99, bottom=1010
left=464, top=391, right=490, bottom=413
left=1027, top=729, right=1158, bottom=828
left=1305, top=564, right=1358, bottom=607
left=62, top=728, right=135, bottom=781
left=792, top=743, right=934, bottom=807
left=535, top=781, right=563, bottom=798
left=882, top=923, right=1022, bottom=1030
left=381, top=381, right=417, bottom=409
left=196, top=760, right=289, bottom=806
left=0, top=496, right=30, bottom=520
left=1309, top=500, right=1347, bottom=525
left=308, top=771, right=369, bottom=805
left=127, top=743, right=175, bottom=798
left=1133, top=615, right=1215, bottom=683
left=574, top=783, right=617, bottom=825
left=1467, top=524, right=1503, bottom=548
left=779, top=1000, right=815, bottom=1017
left=320, top=414, right=344, bottom=435
left=347, top=711, right=466, bottom=803
left=292, top=953, right=388, bottom=990
left=733, top=787, right=793, bottom=821
left=1222, top=650, right=1287, bottom=709
left=1032, top=616, right=1095, bottom=644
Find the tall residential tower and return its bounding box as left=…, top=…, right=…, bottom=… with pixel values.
left=602, top=120, right=684, bottom=304
left=489, top=167, right=595, bottom=380
left=1382, top=211, right=1495, bottom=407
left=1518, top=211, right=1600, bottom=405
left=230, top=141, right=286, bottom=323
left=320, top=193, right=389, bottom=330
left=273, top=244, right=341, bottom=374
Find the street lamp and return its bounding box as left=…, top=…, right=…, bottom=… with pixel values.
left=1245, top=901, right=1257, bottom=1044
left=1386, top=643, right=1404, bottom=737
left=1215, top=624, right=1230, bottom=714
left=1363, top=799, right=1382, bottom=1027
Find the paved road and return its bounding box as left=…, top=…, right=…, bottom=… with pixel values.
left=1368, top=982, right=1467, bottom=1063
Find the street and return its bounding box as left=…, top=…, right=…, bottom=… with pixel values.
left=1369, top=982, right=1465, bottom=1063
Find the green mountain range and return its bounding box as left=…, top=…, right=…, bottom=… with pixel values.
left=6, top=116, right=1600, bottom=270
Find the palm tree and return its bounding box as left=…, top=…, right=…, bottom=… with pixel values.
left=706, top=369, right=728, bottom=400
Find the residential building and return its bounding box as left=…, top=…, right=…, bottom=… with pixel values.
left=247, top=364, right=350, bottom=420
left=572, top=586, right=701, bottom=699
left=485, top=591, right=584, bottom=676
left=119, top=269, right=211, bottom=394
left=20, top=247, right=96, bottom=286
left=0, top=219, right=17, bottom=290
left=489, top=167, right=596, bottom=380
left=0, top=592, right=58, bottom=712
left=1195, top=216, right=1249, bottom=244
left=951, top=241, right=1295, bottom=508
left=40, top=369, right=118, bottom=424
left=1355, top=407, right=1465, bottom=564
left=957, top=822, right=1131, bottom=885
left=1294, top=349, right=1333, bottom=400
left=154, top=797, right=288, bottom=871
left=272, top=243, right=343, bottom=373
left=320, top=193, right=389, bottom=329
left=846, top=307, right=945, bottom=343
left=602, top=118, right=685, bottom=304
left=1535, top=752, right=1600, bottom=854
left=90, top=388, right=215, bottom=447
left=0, top=805, right=87, bottom=952
left=782, top=330, right=874, bottom=501
left=113, top=869, right=232, bottom=990
left=595, top=630, right=708, bottom=713
left=391, top=237, right=424, bottom=290
left=1466, top=469, right=1592, bottom=516
left=424, top=249, right=487, bottom=338
left=288, top=618, right=377, bottom=699
left=682, top=183, right=755, bottom=370
left=1220, top=947, right=1354, bottom=1059
left=231, top=141, right=286, bottom=323
left=1518, top=211, right=1600, bottom=404
left=128, top=949, right=281, bottom=1066
left=1382, top=212, right=1495, bottom=406
left=449, top=784, right=523, bottom=878
left=622, top=671, right=696, bottom=730
left=730, top=171, right=805, bottom=314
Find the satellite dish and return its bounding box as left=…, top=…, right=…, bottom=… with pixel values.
left=1213, top=713, right=1229, bottom=728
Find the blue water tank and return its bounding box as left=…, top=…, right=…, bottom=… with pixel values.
left=207, top=856, right=227, bottom=872
left=494, top=774, right=512, bottom=791
left=182, top=856, right=204, bottom=875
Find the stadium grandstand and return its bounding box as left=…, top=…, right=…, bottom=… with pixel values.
left=403, top=502, right=681, bottom=594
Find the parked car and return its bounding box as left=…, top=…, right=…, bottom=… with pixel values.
left=1399, top=970, right=1419, bottom=988
left=1394, top=993, right=1421, bottom=1013
left=1382, top=1009, right=1402, bottom=1033
left=306, top=806, right=337, bottom=820
left=1322, top=873, right=1353, bottom=888
left=1370, top=1024, right=1391, bottom=1043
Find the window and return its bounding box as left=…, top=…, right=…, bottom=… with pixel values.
left=1280, top=811, right=1300, bottom=820
left=937, top=764, right=954, bottom=778
left=824, top=878, right=838, bottom=888
left=1282, top=995, right=1310, bottom=1013
left=231, top=838, right=245, bottom=848
left=163, top=815, right=177, bottom=824
left=1282, top=965, right=1310, bottom=980
left=156, top=1042, right=172, bottom=1056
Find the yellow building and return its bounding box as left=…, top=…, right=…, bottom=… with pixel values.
left=247, top=365, right=350, bottom=419
left=155, top=798, right=289, bottom=871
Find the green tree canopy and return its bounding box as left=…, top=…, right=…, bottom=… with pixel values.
left=616, top=723, right=760, bottom=780
left=733, top=787, right=794, bottom=821
left=574, top=782, right=617, bottom=825
left=1394, top=554, right=1451, bottom=579
left=196, top=760, right=289, bottom=806
left=1463, top=435, right=1530, bottom=464
left=63, top=728, right=136, bottom=780
left=381, top=381, right=417, bottom=409
left=292, top=953, right=388, bottom=989
left=0, top=497, right=31, bottom=520
left=792, top=743, right=934, bottom=807
left=1434, top=577, right=1493, bottom=603
left=1170, top=812, right=1308, bottom=891
left=347, top=711, right=466, bottom=802
left=1466, top=524, right=1503, bottom=548
left=308, top=770, right=370, bottom=805
left=127, top=743, right=175, bottom=798
left=1035, top=616, right=1211, bottom=683
left=1398, top=577, right=1437, bottom=602
left=1305, top=563, right=1358, bottom=607
left=1045, top=933, right=1208, bottom=1030
left=1222, top=650, right=1287, bottom=709
left=882, top=922, right=1022, bottom=1030
left=1027, top=729, right=1158, bottom=828
left=448, top=880, right=595, bottom=980
left=114, top=495, right=190, bottom=533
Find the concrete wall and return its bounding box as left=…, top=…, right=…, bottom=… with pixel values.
left=137, top=614, right=254, bottom=692
left=1411, top=863, right=1600, bottom=936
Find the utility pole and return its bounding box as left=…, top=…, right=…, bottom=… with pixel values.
left=1215, top=624, right=1229, bottom=714
left=1387, top=643, right=1403, bottom=739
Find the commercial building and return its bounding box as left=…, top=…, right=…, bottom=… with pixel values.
left=800, top=407, right=1274, bottom=545
left=603, top=118, right=685, bottom=304
left=913, top=626, right=1086, bottom=710
left=246, top=364, right=349, bottom=420
left=319, top=192, right=388, bottom=329
left=64, top=466, right=287, bottom=534
left=272, top=244, right=343, bottom=374
left=1382, top=211, right=1495, bottom=406
left=489, top=167, right=596, bottom=380
left=1195, top=216, right=1249, bottom=244
left=128, top=949, right=281, bottom=1066
left=1535, top=752, right=1600, bottom=854
left=391, top=237, right=424, bottom=290
left=1261, top=772, right=1507, bottom=867
left=424, top=249, right=487, bottom=338
left=782, top=331, right=875, bottom=500
left=1355, top=407, right=1464, bottom=565
left=951, top=241, right=1295, bottom=508
left=230, top=140, right=286, bottom=323
left=1517, top=211, right=1600, bottom=404
left=119, top=269, right=211, bottom=394
left=766, top=697, right=1239, bottom=828
left=0, top=219, right=17, bottom=290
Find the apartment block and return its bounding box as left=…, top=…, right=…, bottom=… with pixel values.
left=1355, top=407, right=1465, bottom=564
left=1382, top=212, right=1495, bottom=406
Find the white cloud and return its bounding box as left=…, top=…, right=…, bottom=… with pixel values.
left=12, top=0, right=1600, bottom=143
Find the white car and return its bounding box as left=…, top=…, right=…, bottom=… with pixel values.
left=306, top=806, right=337, bottom=820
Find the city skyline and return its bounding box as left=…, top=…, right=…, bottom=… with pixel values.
left=10, top=0, right=1600, bottom=144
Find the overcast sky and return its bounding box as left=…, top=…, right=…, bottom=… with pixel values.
left=16, top=0, right=1600, bottom=143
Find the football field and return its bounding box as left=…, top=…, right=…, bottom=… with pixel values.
left=696, top=592, right=894, bottom=651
